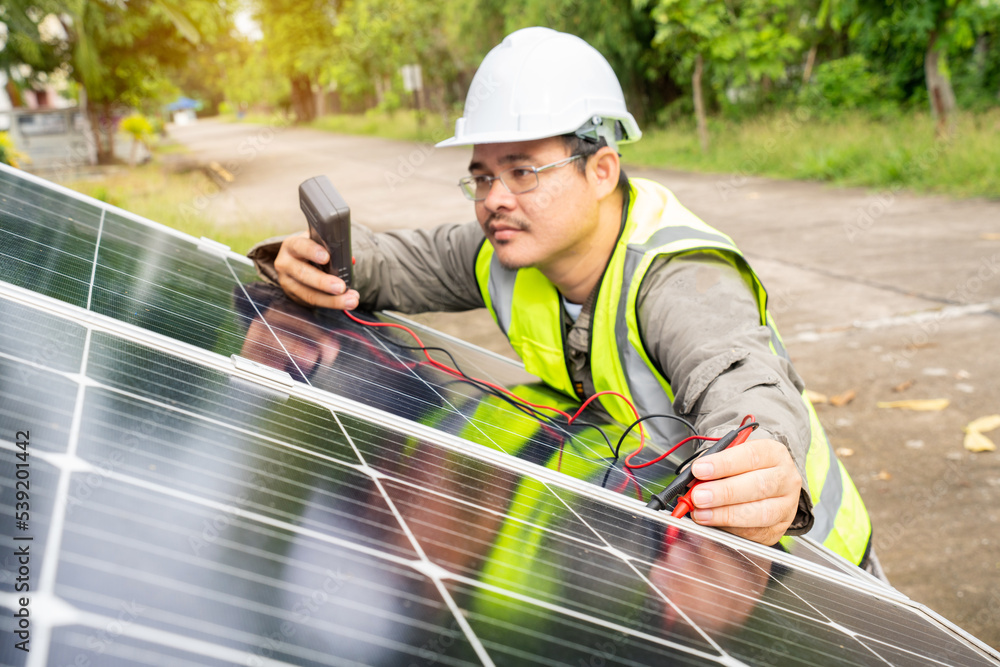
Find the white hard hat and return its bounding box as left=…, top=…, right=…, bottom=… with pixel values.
left=436, top=27, right=641, bottom=149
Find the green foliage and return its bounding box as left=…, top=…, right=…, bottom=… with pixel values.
left=818, top=0, right=1000, bottom=103
left=645, top=0, right=805, bottom=89
left=806, top=54, right=898, bottom=111
left=252, top=0, right=337, bottom=121
left=0, top=0, right=67, bottom=81
left=3, top=0, right=226, bottom=162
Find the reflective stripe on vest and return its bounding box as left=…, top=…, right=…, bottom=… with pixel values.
left=474, top=177, right=871, bottom=564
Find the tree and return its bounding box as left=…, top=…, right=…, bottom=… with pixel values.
left=62, top=1, right=198, bottom=162
left=0, top=0, right=71, bottom=104
left=643, top=0, right=804, bottom=150
left=324, top=0, right=460, bottom=117
left=253, top=0, right=337, bottom=123
left=818, top=0, right=1000, bottom=136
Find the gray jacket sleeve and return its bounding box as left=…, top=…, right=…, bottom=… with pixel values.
left=247, top=221, right=487, bottom=313
left=636, top=253, right=815, bottom=534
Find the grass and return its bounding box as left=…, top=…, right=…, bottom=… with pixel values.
left=225, top=108, right=459, bottom=144
left=621, top=109, right=1000, bottom=199
left=60, top=160, right=285, bottom=255
left=310, top=110, right=457, bottom=144
left=238, top=107, right=1000, bottom=199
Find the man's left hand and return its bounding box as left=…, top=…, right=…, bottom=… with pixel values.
left=687, top=438, right=802, bottom=546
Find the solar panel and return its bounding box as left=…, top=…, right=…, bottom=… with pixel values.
left=1, top=162, right=998, bottom=666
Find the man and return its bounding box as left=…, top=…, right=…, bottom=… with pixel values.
left=251, top=27, right=875, bottom=568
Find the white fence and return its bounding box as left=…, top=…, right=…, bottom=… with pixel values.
left=1, top=107, right=97, bottom=170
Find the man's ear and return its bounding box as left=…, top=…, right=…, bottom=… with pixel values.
left=589, top=146, right=622, bottom=201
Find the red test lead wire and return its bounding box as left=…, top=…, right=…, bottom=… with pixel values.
left=343, top=309, right=649, bottom=450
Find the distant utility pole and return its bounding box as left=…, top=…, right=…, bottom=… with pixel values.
left=401, top=64, right=424, bottom=127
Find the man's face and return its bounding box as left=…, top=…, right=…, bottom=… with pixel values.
left=468, top=137, right=599, bottom=271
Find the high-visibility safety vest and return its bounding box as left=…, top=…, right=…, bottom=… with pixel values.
left=474, top=177, right=872, bottom=565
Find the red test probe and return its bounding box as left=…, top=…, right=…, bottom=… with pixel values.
left=645, top=416, right=758, bottom=516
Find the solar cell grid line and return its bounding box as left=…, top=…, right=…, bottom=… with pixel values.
left=547, top=486, right=893, bottom=607
left=2, top=431, right=482, bottom=665
left=48, top=626, right=291, bottom=667
left=346, top=310, right=736, bottom=659
left=348, top=427, right=876, bottom=666
left=447, top=579, right=721, bottom=667
left=350, top=335, right=746, bottom=662
left=89, top=212, right=266, bottom=356
left=0, top=302, right=484, bottom=667
left=84, top=332, right=364, bottom=469
left=0, top=299, right=86, bottom=456
left=20, top=205, right=103, bottom=667
left=0, top=169, right=104, bottom=229
left=0, top=298, right=996, bottom=667
left=734, top=548, right=998, bottom=667
left=781, top=535, right=884, bottom=584
left=237, top=275, right=734, bottom=664
left=236, top=285, right=468, bottom=423
left=0, top=276, right=954, bottom=605
left=360, top=319, right=620, bottom=466
left=0, top=163, right=269, bottom=360
left=0, top=280, right=960, bottom=636
left=76, top=391, right=421, bottom=560
left=0, top=171, right=103, bottom=308
left=0, top=163, right=255, bottom=269
left=231, top=278, right=636, bottom=476
left=338, top=410, right=1000, bottom=664
left=342, top=417, right=608, bottom=550
left=233, top=259, right=650, bottom=495
left=231, top=277, right=499, bottom=667
left=0, top=278, right=676, bottom=544
left=377, top=311, right=538, bottom=388
left=376, top=486, right=732, bottom=662
left=0, top=297, right=88, bottom=375
left=229, top=286, right=688, bottom=486
left=352, top=306, right=667, bottom=496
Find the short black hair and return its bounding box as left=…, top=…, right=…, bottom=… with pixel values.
left=559, top=133, right=630, bottom=197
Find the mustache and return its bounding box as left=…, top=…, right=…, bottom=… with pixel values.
left=485, top=214, right=528, bottom=233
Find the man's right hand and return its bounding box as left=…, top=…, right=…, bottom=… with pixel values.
left=274, top=232, right=360, bottom=310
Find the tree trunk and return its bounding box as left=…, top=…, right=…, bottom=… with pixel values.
left=290, top=75, right=316, bottom=124
left=87, top=103, right=116, bottom=165
left=803, top=44, right=818, bottom=84
left=693, top=53, right=709, bottom=153
left=315, top=86, right=325, bottom=118
left=5, top=80, right=24, bottom=107
left=925, top=31, right=956, bottom=139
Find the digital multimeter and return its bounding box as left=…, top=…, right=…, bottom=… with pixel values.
left=299, top=175, right=353, bottom=288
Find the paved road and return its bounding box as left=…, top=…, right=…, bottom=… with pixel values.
left=172, top=118, right=1000, bottom=649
